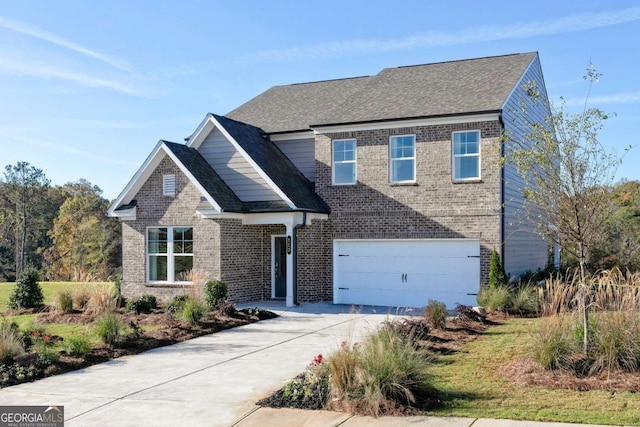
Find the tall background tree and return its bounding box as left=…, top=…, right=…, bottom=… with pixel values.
left=506, top=63, right=625, bottom=353
left=0, top=162, right=51, bottom=277
left=0, top=166, right=120, bottom=282
left=45, top=180, right=120, bottom=281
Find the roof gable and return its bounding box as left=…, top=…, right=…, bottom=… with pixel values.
left=227, top=52, right=538, bottom=133
left=186, top=114, right=329, bottom=213
left=107, top=141, right=242, bottom=217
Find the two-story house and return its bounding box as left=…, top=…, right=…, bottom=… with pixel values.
left=108, top=52, right=552, bottom=308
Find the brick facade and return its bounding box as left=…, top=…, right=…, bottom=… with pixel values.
left=121, top=157, right=283, bottom=303
left=294, top=120, right=503, bottom=301
left=121, top=120, right=503, bottom=305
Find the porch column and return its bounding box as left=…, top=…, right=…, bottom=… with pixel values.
left=285, top=223, right=295, bottom=307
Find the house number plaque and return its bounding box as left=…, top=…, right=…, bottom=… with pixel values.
left=286, top=236, right=292, bottom=254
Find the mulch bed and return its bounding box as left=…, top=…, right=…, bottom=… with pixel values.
left=4, top=306, right=277, bottom=381
left=501, top=357, right=640, bottom=393
left=258, top=310, right=498, bottom=415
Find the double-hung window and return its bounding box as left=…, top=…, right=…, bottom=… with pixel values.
left=452, top=130, right=481, bottom=181
left=332, top=139, right=357, bottom=185
left=390, top=135, right=416, bottom=183
left=147, top=226, right=193, bottom=282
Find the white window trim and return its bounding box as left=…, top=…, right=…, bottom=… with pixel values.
left=332, top=138, right=357, bottom=185
left=146, top=226, right=193, bottom=283
left=389, top=134, right=416, bottom=184
left=452, top=130, right=482, bottom=182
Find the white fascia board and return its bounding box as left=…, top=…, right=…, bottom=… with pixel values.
left=107, top=141, right=165, bottom=217
left=111, top=207, right=136, bottom=221
left=185, top=113, right=215, bottom=149
left=311, top=113, right=500, bottom=134
left=191, top=115, right=297, bottom=210
left=269, top=130, right=314, bottom=141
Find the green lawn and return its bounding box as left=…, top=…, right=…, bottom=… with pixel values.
left=426, top=317, right=640, bottom=425
left=0, top=281, right=111, bottom=312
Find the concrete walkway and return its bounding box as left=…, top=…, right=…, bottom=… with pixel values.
left=0, top=302, right=624, bottom=427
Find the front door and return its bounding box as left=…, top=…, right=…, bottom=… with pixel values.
left=273, top=236, right=287, bottom=298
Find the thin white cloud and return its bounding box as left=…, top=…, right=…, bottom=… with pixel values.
left=253, top=6, right=640, bottom=61
left=0, top=58, right=144, bottom=96
left=0, top=15, right=133, bottom=72
left=12, top=136, right=139, bottom=166
left=562, top=91, right=640, bottom=107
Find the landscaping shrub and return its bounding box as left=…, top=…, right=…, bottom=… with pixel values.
left=0, top=317, right=24, bottom=364
left=510, top=285, right=540, bottom=316
left=167, top=294, right=188, bottom=314
left=125, top=294, right=157, bottom=314
left=534, top=269, right=640, bottom=375
left=217, top=300, right=237, bottom=317
left=64, top=333, right=92, bottom=358
left=327, top=327, right=432, bottom=416
left=534, top=315, right=575, bottom=370
left=8, top=268, right=44, bottom=310
left=54, top=288, right=74, bottom=313
left=0, top=363, right=42, bottom=387
left=488, top=250, right=507, bottom=289
left=180, top=299, right=205, bottom=325
left=72, top=284, right=92, bottom=311
left=381, top=318, right=431, bottom=344
left=204, top=280, right=227, bottom=311
left=86, top=285, right=117, bottom=315
left=112, top=279, right=125, bottom=308
left=94, top=312, right=123, bottom=345
left=281, top=355, right=330, bottom=409
left=477, top=285, right=511, bottom=312
left=424, top=300, right=447, bottom=330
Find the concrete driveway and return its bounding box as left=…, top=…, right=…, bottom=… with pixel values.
left=0, top=302, right=398, bottom=426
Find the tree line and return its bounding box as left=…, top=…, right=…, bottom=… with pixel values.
left=0, top=161, right=121, bottom=282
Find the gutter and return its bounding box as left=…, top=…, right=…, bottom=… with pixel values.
left=292, top=211, right=307, bottom=306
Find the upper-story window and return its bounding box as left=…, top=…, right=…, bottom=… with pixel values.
left=452, top=130, right=481, bottom=181
left=147, top=226, right=193, bottom=283
left=390, top=135, right=416, bottom=183
left=332, top=139, right=357, bottom=185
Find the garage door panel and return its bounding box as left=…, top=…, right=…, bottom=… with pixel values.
left=334, top=239, right=480, bottom=309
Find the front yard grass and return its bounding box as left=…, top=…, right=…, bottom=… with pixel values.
left=0, top=282, right=111, bottom=312
left=427, top=317, right=640, bottom=425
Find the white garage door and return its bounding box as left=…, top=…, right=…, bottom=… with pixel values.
left=333, top=239, right=480, bottom=309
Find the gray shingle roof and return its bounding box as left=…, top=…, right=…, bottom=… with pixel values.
left=227, top=52, right=537, bottom=133
left=212, top=115, right=329, bottom=213
left=162, top=141, right=245, bottom=212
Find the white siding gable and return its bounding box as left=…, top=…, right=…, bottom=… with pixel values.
left=274, top=138, right=315, bottom=182
left=198, top=127, right=281, bottom=202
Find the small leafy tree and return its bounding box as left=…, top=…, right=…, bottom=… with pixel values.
left=8, top=268, right=44, bottom=309
left=488, top=250, right=507, bottom=289
left=205, top=280, right=227, bottom=310
left=505, top=63, right=624, bottom=354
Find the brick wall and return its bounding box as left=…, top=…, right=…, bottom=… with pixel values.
left=121, top=156, right=286, bottom=303
left=295, top=120, right=503, bottom=301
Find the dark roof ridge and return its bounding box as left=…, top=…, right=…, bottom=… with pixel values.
left=392, top=51, right=537, bottom=71
left=284, top=75, right=371, bottom=87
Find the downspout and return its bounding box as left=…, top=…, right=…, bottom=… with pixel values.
left=292, top=211, right=307, bottom=306
left=499, top=113, right=506, bottom=270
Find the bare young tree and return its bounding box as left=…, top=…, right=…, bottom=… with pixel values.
left=505, top=63, right=626, bottom=353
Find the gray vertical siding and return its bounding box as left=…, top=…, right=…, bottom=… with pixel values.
left=274, top=138, right=316, bottom=182
left=501, top=54, right=552, bottom=277
left=198, top=127, right=282, bottom=202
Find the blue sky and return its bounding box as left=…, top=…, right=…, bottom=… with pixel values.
left=1, top=1, right=639, bottom=200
